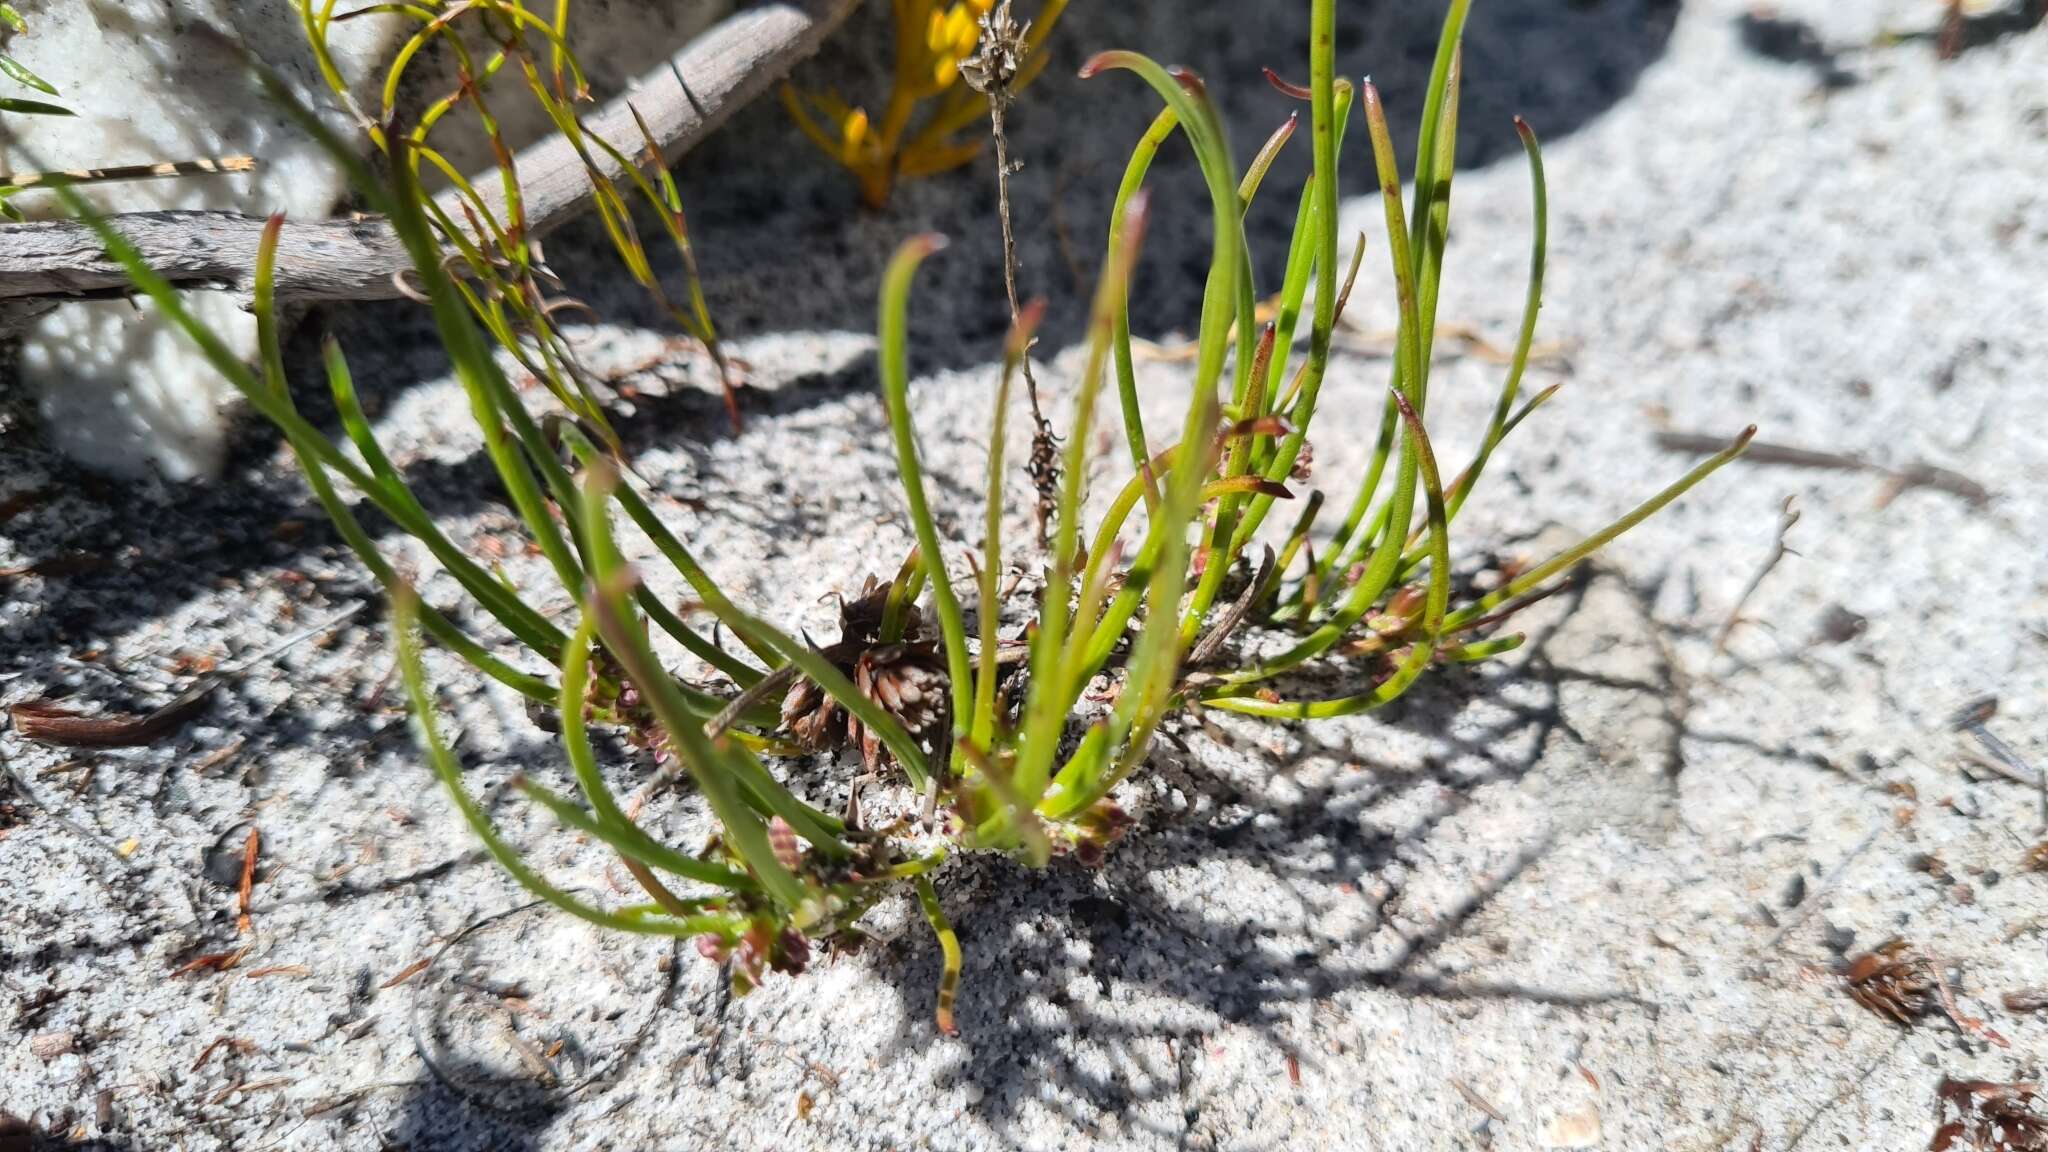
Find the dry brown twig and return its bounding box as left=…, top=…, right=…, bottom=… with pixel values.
left=7, top=602, right=362, bottom=749
left=963, top=0, right=1060, bottom=543
left=1451, top=1078, right=1509, bottom=1125
left=235, top=826, right=260, bottom=936
left=1713, top=494, right=1799, bottom=655
left=0, top=0, right=858, bottom=329
left=1336, top=318, right=1573, bottom=366
left=1655, top=429, right=1990, bottom=506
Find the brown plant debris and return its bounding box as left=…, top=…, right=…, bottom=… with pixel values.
left=380, top=957, right=433, bottom=989
left=171, top=947, right=252, bottom=979
left=1654, top=429, right=1989, bottom=506
left=190, top=1035, right=258, bottom=1073
left=1840, top=938, right=2009, bottom=1047
left=782, top=576, right=947, bottom=772
left=2002, top=989, right=2048, bottom=1015
left=8, top=604, right=364, bottom=749
left=0, top=773, right=24, bottom=835
left=1452, top=1078, right=1509, bottom=1124
left=1840, top=938, right=1937, bottom=1024
left=1932, top=1079, right=2046, bottom=1151
left=8, top=682, right=216, bottom=749
left=236, top=826, right=261, bottom=935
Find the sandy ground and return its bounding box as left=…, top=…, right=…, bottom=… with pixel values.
left=3, top=0, right=2046, bottom=1149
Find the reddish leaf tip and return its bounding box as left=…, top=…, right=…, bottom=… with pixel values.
left=1263, top=68, right=1313, bottom=100
left=1077, top=51, right=1122, bottom=79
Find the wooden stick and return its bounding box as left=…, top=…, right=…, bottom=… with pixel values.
left=0, top=0, right=858, bottom=314
left=2, top=156, right=257, bottom=189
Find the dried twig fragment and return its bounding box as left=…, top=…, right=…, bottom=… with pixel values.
left=236, top=826, right=261, bottom=935
left=1655, top=430, right=1989, bottom=506
left=8, top=683, right=215, bottom=748
left=1713, top=495, right=1799, bottom=654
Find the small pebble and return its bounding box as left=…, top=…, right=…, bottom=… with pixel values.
left=1780, top=873, right=1807, bottom=909
left=1816, top=605, right=1867, bottom=644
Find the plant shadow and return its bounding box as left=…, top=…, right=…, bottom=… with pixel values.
left=832, top=573, right=1660, bottom=1146
left=383, top=1081, right=551, bottom=1152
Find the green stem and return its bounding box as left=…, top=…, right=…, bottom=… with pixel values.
left=878, top=236, right=975, bottom=737
left=1110, top=108, right=1179, bottom=475
left=394, top=590, right=737, bottom=938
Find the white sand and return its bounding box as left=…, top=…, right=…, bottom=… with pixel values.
left=2, top=0, right=2043, bottom=1148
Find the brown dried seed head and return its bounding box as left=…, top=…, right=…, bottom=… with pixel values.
left=781, top=575, right=949, bottom=773
left=781, top=677, right=837, bottom=750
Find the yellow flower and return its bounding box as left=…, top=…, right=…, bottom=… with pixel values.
left=841, top=107, right=869, bottom=165
left=924, top=3, right=982, bottom=90
left=785, top=0, right=1066, bottom=205
left=945, top=4, right=979, bottom=55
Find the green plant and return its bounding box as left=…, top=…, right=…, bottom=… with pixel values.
left=65, top=0, right=1750, bottom=1036
left=0, top=2, right=75, bottom=221
left=782, top=0, right=1065, bottom=206
left=60, top=0, right=939, bottom=995
left=0, top=4, right=66, bottom=120
left=856, top=0, right=1752, bottom=833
